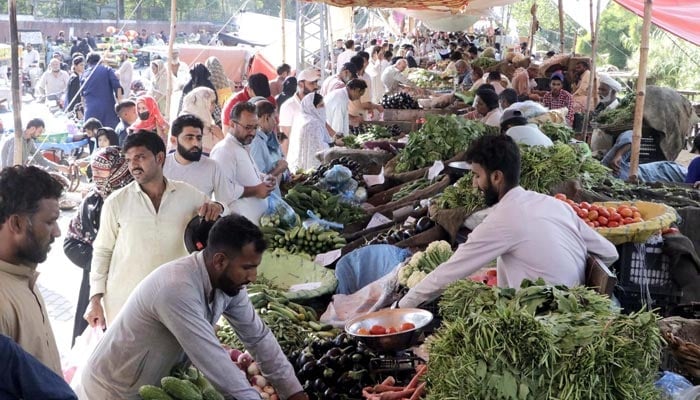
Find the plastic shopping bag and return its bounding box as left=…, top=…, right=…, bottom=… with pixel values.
left=260, top=192, right=299, bottom=229
left=63, top=326, right=104, bottom=388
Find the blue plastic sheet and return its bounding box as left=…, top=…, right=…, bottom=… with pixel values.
left=335, top=244, right=411, bottom=295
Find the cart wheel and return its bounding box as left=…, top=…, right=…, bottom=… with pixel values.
left=67, top=164, right=81, bottom=192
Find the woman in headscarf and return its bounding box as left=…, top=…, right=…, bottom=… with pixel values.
left=205, top=56, right=233, bottom=107
left=287, top=92, right=334, bottom=171
left=179, top=87, right=224, bottom=154
left=130, top=95, right=169, bottom=142
left=178, top=63, right=217, bottom=114
left=147, top=59, right=168, bottom=114
left=275, top=76, right=297, bottom=109
left=63, top=146, right=133, bottom=344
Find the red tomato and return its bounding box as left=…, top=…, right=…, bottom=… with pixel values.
left=593, top=221, right=600, bottom=227
left=633, top=211, right=642, bottom=220
left=554, top=193, right=567, bottom=200
left=580, top=202, right=591, bottom=210
left=572, top=205, right=582, bottom=214
left=586, top=221, right=595, bottom=228
left=623, top=217, right=635, bottom=225
left=598, top=216, right=609, bottom=226
left=577, top=210, right=589, bottom=219
left=400, top=322, right=416, bottom=331
left=608, top=221, right=620, bottom=228
left=609, top=212, right=622, bottom=222
left=386, top=327, right=397, bottom=334
left=633, top=216, right=643, bottom=223
left=598, top=208, right=610, bottom=218
left=370, top=325, right=387, bottom=335
left=587, top=210, right=599, bottom=221
left=619, top=207, right=634, bottom=218
left=606, top=207, right=617, bottom=216
left=357, top=328, right=369, bottom=335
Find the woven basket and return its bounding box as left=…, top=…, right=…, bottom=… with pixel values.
left=660, top=317, right=700, bottom=378
left=596, top=122, right=633, bottom=135
left=593, top=201, right=677, bottom=244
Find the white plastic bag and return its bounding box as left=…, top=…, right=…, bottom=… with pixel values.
left=63, top=326, right=104, bottom=388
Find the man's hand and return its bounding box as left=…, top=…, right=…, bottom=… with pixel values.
left=84, top=296, right=106, bottom=329
left=210, top=125, right=224, bottom=141
left=375, top=104, right=385, bottom=113
left=272, top=159, right=288, bottom=176
left=611, top=154, right=622, bottom=173
left=198, top=202, right=224, bottom=221
left=253, top=182, right=275, bottom=199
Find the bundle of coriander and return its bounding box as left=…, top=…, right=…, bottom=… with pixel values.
left=426, top=280, right=662, bottom=400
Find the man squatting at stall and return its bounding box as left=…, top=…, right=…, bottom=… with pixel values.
left=77, top=214, right=309, bottom=400
left=399, top=134, right=619, bottom=308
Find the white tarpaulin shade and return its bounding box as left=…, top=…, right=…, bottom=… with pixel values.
left=402, top=9, right=485, bottom=32
left=549, top=0, right=610, bottom=31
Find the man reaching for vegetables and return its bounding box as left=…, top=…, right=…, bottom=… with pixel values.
left=398, top=134, right=618, bottom=308
left=76, top=215, right=309, bottom=400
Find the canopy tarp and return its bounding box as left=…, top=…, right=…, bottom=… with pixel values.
left=315, top=0, right=516, bottom=11
left=614, top=0, right=700, bottom=46
left=402, top=9, right=487, bottom=32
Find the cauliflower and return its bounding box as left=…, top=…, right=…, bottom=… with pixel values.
left=398, top=264, right=415, bottom=286
left=406, top=270, right=428, bottom=288
left=421, top=241, right=454, bottom=273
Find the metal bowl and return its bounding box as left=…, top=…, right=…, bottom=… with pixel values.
left=345, top=308, right=433, bottom=353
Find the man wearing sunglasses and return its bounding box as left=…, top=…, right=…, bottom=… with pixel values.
left=211, top=102, right=276, bottom=226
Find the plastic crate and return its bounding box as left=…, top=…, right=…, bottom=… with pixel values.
left=638, top=134, right=665, bottom=164
left=36, top=132, right=69, bottom=144
left=612, top=235, right=682, bottom=315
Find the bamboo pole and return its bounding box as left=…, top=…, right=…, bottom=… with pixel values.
left=164, top=0, right=176, bottom=141
left=558, top=0, right=565, bottom=53
left=572, top=30, right=578, bottom=56
left=528, top=1, right=537, bottom=56
left=628, top=0, right=653, bottom=181
left=9, top=0, right=23, bottom=166
left=280, top=0, right=286, bottom=63
left=580, top=0, right=601, bottom=140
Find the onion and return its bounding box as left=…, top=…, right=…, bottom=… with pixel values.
left=263, top=385, right=275, bottom=395
left=247, top=361, right=261, bottom=377
left=237, top=352, right=253, bottom=370
left=251, top=375, right=267, bottom=388
left=229, top=348, right=243, bottom=362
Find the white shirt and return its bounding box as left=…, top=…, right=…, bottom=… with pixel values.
left=399, top=187, right=618, bottom=308
left=118, top=59, right=134, bottom=98
left=506, top=124, right=554, bottom=147
left=320, top=75, right=345, bottom=97
left=22, top=49, right=39, bottom=68
left=324, top=87, right=350, bottom=136
left=210, top=134, right=267, bottom=225
left=278, top=93, right=302, bottom=130
left=163, top=153, right=243, bottom=209
left=90, top=179, right=209, bottom=324
left=77, top=252, right=302, bottom=400
left=336, top=50, right=356, bottom=73
left=381, top=66, right=408, bottom=93
left=481, top=108, right=503, bottom=127
left=35, top=69, right=69, bottom=99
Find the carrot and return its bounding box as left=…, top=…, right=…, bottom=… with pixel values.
left=406, top=364, right=427, bottom=390
left=373, top=384, right=405, bottom=393
left=409, top=382, right=426, bottom=400
left=381, top=376, right=396, bottom=386
left=363, top=388, right=381, bottom=400
left=379, top=388, right=415, bottom=400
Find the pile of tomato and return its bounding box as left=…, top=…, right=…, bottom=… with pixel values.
left=356, top=323, right=416, bottom=336
left=554, top=194, right=644, bottom=228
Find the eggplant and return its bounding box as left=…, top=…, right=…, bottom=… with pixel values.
left=322, top=368, right=335, bottom=379
left=348, top=385, right=362, bottom=398
left=333, top=333, right=349, bottom=347
left=351, top=352, right=364, bottom=364
left=298, top=353, right=315, bottom=366
left=323, top=388, right=340, bottom=400
left=325, top=347, right=342, bottom=358
left=313, top=378, right=327, bottom=392
left=400, top=229, right=413, bottom=240
left=300, top=361, right=317, bottom=379
left=415, top=216, right=434, bottom=233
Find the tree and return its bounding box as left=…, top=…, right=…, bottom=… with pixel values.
left=508, top=0, right=582, bottom=52
left=576, top=2, right=640, bottom=69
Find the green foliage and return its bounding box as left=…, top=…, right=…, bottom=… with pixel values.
left=626, top=30, right=700, bottom=90
left=576, top=3, right=641, bottom=69
left=507, top=0, right=582, bottom=51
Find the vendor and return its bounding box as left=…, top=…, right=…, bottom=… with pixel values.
left=398, top=134, right=618, bottom=308
left=685, top=136, right=700, bottom=188
left=601, top=130, right=687, bottom=183
left=500, top=109, right=553, bottom=147
left=596, top=73, right=622, bottom=113
left=381, top=58, right=411, bottom=93
left=76, top=215, right=309, bottom=400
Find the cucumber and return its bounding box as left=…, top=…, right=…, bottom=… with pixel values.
left=201, top=387, right=225, bottom=400
left=161, top=377, right=203, bottom=400
left=139, top=385, right=175, bottom=400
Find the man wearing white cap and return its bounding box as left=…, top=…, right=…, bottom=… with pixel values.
left=596, top=73, right=622, bottom=113
left=278, top=68, right=320, bottom=154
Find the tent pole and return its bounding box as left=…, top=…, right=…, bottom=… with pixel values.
left=629, top=0, right=653, bottom=182
left=528, top=1, right=537, bottom=56
left=581, top=0, right=601, bottom=141
left=165, top=0, right=176, bottom=141
left=558, top=0, right=564, bottom=53
left=9, top=0, right=23, bottom=165
left=280, top=0, right=286, bottom=63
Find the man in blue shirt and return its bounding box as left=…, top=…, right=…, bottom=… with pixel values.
left=81, top=52, right=122, bottom=128
left=0, top=334, right=77, bottom=400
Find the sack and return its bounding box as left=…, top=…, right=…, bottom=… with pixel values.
left=262, top=192, right=299, bottom=229
left=63, top=326, right=104, bottom=388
